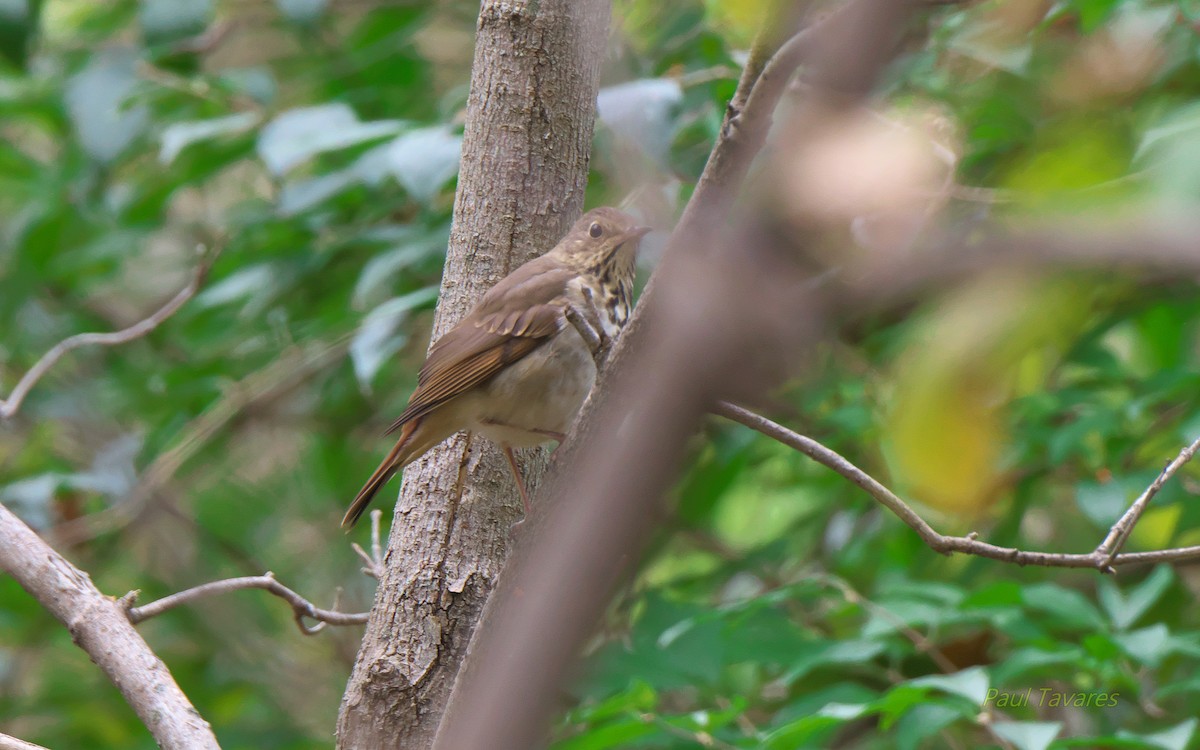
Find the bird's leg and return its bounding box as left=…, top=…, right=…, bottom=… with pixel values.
left=502, top=445, right=532, bottom=515
left=563, top=304, right=609, bottom=366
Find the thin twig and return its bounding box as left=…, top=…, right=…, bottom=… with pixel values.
left=124, top=572, right=369, bottom=634
left=1094, top=435, right=1200, bottom=569
left=0, top=251, right=214, bottom=420
left=352, top=509, right=385, bottom=578
left=715, top=401, right=1200, bottom=570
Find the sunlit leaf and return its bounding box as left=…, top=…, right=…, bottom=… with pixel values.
left=1116, top=719, right=1198, bottom=750
left=257, top=103, right=403, bottom=175
left=908, top=667, right=990, bottom=705
left=991, top=721, right=1062, bottom=750
left=1098, top=565, right=1173, bottom=631
left=64, top=48, right=149, bottom=163
left=159, top=112, right=259, bottom=164
left=356, top=125, right=462, bottom=203
left=349, top=287, right=439, bottom=389
left=597, top=78, right=682, bottom=165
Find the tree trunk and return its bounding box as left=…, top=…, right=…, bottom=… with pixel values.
left=336, top=1, right=610, bottom=747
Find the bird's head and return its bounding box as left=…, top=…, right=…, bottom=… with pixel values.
left=551, top=207, right=652, bottom=277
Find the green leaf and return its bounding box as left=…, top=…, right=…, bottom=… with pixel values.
left=991, top=645, right=1085, bottom=685
left=1113, top=624, right=1172, bottom=667
left=1022, top=583, right=1105, bottom=630
left=256, top=103, right=403, bottom=175
left=1075, top=479, right=1132, bottom=528
left=356, top=125, right=461, bottom=203
left=64, top=48, right=149, bottom=163
left=349, top=288, right=439, bottom=388
left=895, top=703, right=968, bottom=750
left=276, top=0, right=326, bottom=25
left=1118, top=719, right=1198, bottom=750
left=597, top=78, right=683, bottom=165
left=159, top=112, right=260, bottom=165
left=550, top=719, right=657, bottom=750
left=140, top=0, right=212, bottom=43
left=1098, top=565, right=1174, bottom=631
left=908, top=667, right=990, bottom=705
left=781, top=639, right=886, bottom=686
left=991, top=721, right=1062, bottom=750
left=762, top=703, right=868, bottom=750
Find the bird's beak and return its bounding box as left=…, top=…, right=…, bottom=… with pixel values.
left=627, top=226, right=653, bottom=241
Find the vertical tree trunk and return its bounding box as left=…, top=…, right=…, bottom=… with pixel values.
left=336, top=1, right=610, bottom=747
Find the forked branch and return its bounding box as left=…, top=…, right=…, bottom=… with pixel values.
left=715, top=401, right=1200, bottom=572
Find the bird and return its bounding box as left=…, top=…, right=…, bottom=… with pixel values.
left=342, top=207, right=651, bottom=529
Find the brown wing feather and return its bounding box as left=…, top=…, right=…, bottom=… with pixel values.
left=384, top=257, right=575, bottom=436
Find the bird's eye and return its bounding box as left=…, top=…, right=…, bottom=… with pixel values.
left=589, top=222, right=603, bottom=238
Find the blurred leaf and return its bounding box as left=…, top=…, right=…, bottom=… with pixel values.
left=0, top=473, right=58, bottom=528
left=1113, top=624, right=1171, bottom=667
left=0, top=0, right=39, bottom=69
left=908, top=667, right=990, bottom=705
left=257, top=103, right=402, bottom=176
left=990, top=721, right=1062, bottom=750
left=140, top=0, right=211, bottom=43
left=1098, top=565, right=1173, bottom=631
left=1075, top=477, right=1133, bottom=528
left=597, top=78, right=683, bottom=165
left=352, top=229, right=447, bottom=309
left=276, top=0, right=326, bottom=25
left=762, top=702, right=868, bottom=750
left=277, top=168, right=361, bottom=216
left=218, top=66, right=277, bottom=104
left=63, top=432, right=142, bottom=500
left=350, top=287, right=439, bottom=388
left=357, top=125, right=462, bottom=203
left=782, top=639, right=886, bottom=686
left=64, top=48, right=149, bottom=163
left=159, top=111, right=259, bottom=164
left=195, top=264, right=278, bottom=309
left=1118, top=719, right=1198, bottom=750
left=894, top=703, right=965, bottom=750
left=1022, top=583, right=1106, bottom=630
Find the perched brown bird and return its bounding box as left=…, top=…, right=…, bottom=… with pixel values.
left=343, top=207, right=651, bottom=529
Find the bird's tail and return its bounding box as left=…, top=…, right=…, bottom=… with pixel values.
left=342, top=419, right=422, bottom=530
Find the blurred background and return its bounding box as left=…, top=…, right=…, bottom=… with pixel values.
left=4, top=1, right=1200, bottom=748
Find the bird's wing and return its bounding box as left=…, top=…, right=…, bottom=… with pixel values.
left=384, top=257, right=574, bottom=435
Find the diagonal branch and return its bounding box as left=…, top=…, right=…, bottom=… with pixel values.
left=715, top=401, right=1200, bottom=571
left=0, top=250, right=215, bottom=420
left=0, top=502, right=220, bottom=750
left=1093, top=435, right=1200, bottom=568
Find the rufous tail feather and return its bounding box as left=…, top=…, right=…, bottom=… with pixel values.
left=342, top=419, right=420, bottom=529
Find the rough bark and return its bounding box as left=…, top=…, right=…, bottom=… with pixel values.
left=0, top=503, right=219, bottom=750
left=335, top=1, right=611, bottom=747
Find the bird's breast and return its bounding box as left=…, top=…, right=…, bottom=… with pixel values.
left=570, top=275, right=633, bottom=340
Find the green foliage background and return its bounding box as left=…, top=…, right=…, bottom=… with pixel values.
left=3, top=1, right=1200, bottom=748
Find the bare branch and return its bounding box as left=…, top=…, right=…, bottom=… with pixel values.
left=715, top=401, right=1200, bottom=570
left=0, top=251, right=213, bottom=421
left=0, top=503, right=220, bottom=750
left=0, top=732, right=51, bottom=750
left=124, top=572, right=369, bottom=634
